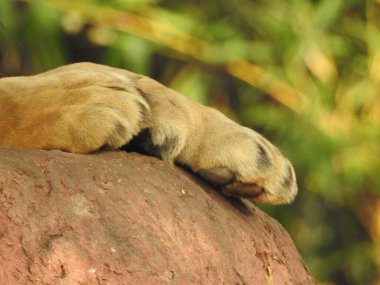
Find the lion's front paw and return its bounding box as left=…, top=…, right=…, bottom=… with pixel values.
left=194, top=127, right=297, bottom=205
left=198, top=156, right=297, bottom=205
left=221, top=155, right=297, bottom=205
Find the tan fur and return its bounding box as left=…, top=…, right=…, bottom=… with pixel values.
left=0, top=62, right=297, bottom=204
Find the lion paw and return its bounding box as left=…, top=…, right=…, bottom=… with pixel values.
left=194, top=128, right=297, bottom=205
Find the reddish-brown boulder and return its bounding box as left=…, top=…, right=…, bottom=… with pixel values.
left=0, top=148, right=314, bottom=285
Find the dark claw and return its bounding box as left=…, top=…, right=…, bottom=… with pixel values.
left=223, top=181, right=264, bottom=199
left=198, top=167, right=235, bottom=185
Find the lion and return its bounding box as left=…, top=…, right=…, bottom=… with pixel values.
left=0, top=62, right=297, bottom=205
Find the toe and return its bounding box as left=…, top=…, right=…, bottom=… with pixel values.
left=223, top=181, right=264, bottom=199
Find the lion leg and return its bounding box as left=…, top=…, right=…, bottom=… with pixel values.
left=133, top=76, right=297, bottom=205
left=0, top=62, right=297, bottom=205
left=0, top=65, right=150, bottom=153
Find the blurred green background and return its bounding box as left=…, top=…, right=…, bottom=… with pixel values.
left=1, top=0, right=379, bottom=284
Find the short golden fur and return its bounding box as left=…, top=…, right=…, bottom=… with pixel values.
left=0, top=63, right=297, bottom=204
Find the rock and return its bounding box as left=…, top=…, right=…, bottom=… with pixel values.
left=0, top=148, right=314, bottom=285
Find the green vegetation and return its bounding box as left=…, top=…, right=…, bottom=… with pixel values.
left=1, top=0, right=379, bottom=284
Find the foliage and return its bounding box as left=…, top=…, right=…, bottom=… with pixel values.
left=1, top=0, right=379, bottom=284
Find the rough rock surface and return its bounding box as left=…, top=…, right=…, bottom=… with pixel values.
left=0, top=148, right=314, bottom=285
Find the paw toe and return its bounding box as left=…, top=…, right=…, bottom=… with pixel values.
left=222, top=181, right=264, bottom=198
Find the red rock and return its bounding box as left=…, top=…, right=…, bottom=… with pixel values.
left=0, top=148, right=314, bottom=285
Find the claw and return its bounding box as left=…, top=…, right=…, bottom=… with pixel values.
left=222, top=181, right=264, bottom=199
left=198, top=167, right=235, bottom=185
